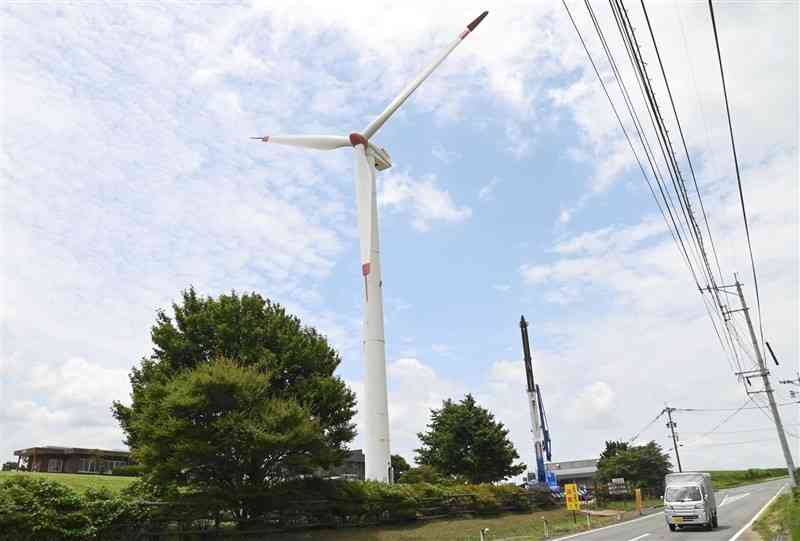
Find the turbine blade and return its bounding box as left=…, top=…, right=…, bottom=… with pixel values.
left=253, top=135, right=350, bottom=150
left=362, top=11, right=489, bottom=140
left=354, top=144, right=374, bottom=280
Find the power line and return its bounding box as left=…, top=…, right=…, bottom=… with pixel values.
left=606, top=0, right=744, bottom=377
left=674, top=401, right=800, bottom=413
left=681, top=425, right=800, bottom=435
left=689, top=438, right=794, bottom=448
left=707, top=0, right=766, bottom=353
left=627, top=408, right=667, bottom=444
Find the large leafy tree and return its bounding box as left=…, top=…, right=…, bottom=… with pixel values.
left=415, top=394, right=526, bottom=484
left=390, top=455, right=411, bottom=480
left=132, top=358, right=328, bottom=521
left=112, top=289, right=356, bottom=484
left=595, top=440, right=672, bottom=490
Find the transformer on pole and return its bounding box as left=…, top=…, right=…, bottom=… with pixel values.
left=520, top=316, right=552, bottom=485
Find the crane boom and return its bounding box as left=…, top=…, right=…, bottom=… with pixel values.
left=519, top=316, right=551, bottom=485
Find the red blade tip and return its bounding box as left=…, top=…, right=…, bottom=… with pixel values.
left=467, top=11, right=488, bottom=31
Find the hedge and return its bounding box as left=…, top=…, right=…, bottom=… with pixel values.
left=0, top=476, right=553, bottom=538
left=0, top=477, right=151, bottom=540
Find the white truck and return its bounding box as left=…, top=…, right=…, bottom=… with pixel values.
left=663, top=472, right=718, bottom=532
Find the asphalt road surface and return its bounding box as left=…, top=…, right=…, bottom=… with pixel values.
left=553, top=478, right=788, bottom=541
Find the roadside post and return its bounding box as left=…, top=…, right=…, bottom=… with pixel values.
left=564, top=483, right=580, bottom=524
left=635, top=488, right=643, bottom=515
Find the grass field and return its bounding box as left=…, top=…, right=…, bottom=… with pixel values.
left=753, top=488, right=799, bottom=541
left=0, top=471, right=136, bottom=494
left=266, top=507, right=638, bottom=541
left=708, top=468, right=792, bottom=489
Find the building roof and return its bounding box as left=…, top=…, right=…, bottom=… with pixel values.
left=14, top=446, right=131, bottom=458
left=546, top=458, right=599, bottom=478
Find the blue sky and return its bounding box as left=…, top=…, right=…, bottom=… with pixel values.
left=2, top=1, right=798, bottom=475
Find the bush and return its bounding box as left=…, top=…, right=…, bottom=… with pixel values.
left=110, top=465, right=145, bottom=477
left=0, top=476, right=540, bottom=537
left=0, top=477, right=151, bottom=541
left=0, top=477, right=94, bottom=540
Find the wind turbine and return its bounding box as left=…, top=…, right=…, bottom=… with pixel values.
left=253, top=10, right=488, bottom=482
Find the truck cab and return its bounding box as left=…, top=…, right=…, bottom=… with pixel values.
left=663, top=472, right=718, bottom=532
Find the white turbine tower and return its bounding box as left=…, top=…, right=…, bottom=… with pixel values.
left=253, top=11, right=488, bottom=482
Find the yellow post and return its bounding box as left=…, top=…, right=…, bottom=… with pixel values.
left=635, top=488, right=643, bottom=515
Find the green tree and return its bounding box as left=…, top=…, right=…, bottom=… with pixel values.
left=595, top=440, right=672, bottom=490
left=130, top=358, right=328, bottom=522
left=415, top=394, right=525, bottom=484
left=111, top=290, right=357, bottom=505
left=390, top=455, right=411, bottom=480
left=599, top=440, right=629, bottom=462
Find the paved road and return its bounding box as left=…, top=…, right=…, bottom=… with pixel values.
left=553, top=478, right=788, bottom=541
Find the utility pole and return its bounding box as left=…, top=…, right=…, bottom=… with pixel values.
left=733, top=277, right=797, bottom=487
left=665, top=406, right=682, bottom=473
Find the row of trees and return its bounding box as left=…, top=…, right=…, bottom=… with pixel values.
left=112, top=289, right=527, bottom=523
left=111, top=288, right=672, bottom=526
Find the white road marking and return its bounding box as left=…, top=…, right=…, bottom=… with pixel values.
left=550, top=512, right=661, bottom=541
left=719, top=492, right=750, bottom=507
left=728, top=484, right=787, bottom=541
left=626, top=534, right=650, bottom=541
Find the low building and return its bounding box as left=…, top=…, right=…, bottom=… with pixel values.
left=14, top=446, right=132, bottom=474
left=322, top=449, right=365, bottom=480
left=546, top=458, right=598, bottom=487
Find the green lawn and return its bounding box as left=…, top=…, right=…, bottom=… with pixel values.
left=708, top=468, right=793, bottom=489
left=0, top=471, right=136, bottom=494
left=599, top=497, right=662, bottom=512
left=753, top=488, right=799, bottom=540
left=264, top=507, right=644, bottom=541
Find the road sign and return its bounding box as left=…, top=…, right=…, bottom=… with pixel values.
left=608, top=477, right=628, bottom=495
left=564, top=483, right=580, bottom=511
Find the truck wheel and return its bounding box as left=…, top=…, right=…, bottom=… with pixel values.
left=668, top=524, right=676, bottom=531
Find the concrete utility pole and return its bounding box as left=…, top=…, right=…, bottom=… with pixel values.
left=665, top=406, right=682, bottom=472
left=733, top=278, right=797, bottom=487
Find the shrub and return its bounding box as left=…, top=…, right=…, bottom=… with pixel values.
left=0, top=477, right=152, bottom=541
left=110, top=465, right=145, bottom=477
left=0, top=476, right=94, bottom=540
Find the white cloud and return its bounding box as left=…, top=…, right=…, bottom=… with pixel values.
left=2, top=0, right=795, bottom=474
left=569, top=381, right=617, bottom=428
left=516, top=148, right=798, bottom=469
left=431, top=143, right=460, bottom=164
left=478, top=177, right=501, bottom=201
left=379, top=170, right=472, bottom=231
left=492, top=284, right=511, bottom=292
left=1, top=358, right=129, bottom=453
left=504, top=121, right=533, bottom=159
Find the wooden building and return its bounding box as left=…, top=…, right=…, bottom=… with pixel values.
left=14, top=446, right=131, bottom=474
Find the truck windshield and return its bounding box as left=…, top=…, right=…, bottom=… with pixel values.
left=665, top=486, right=702, bottom=502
